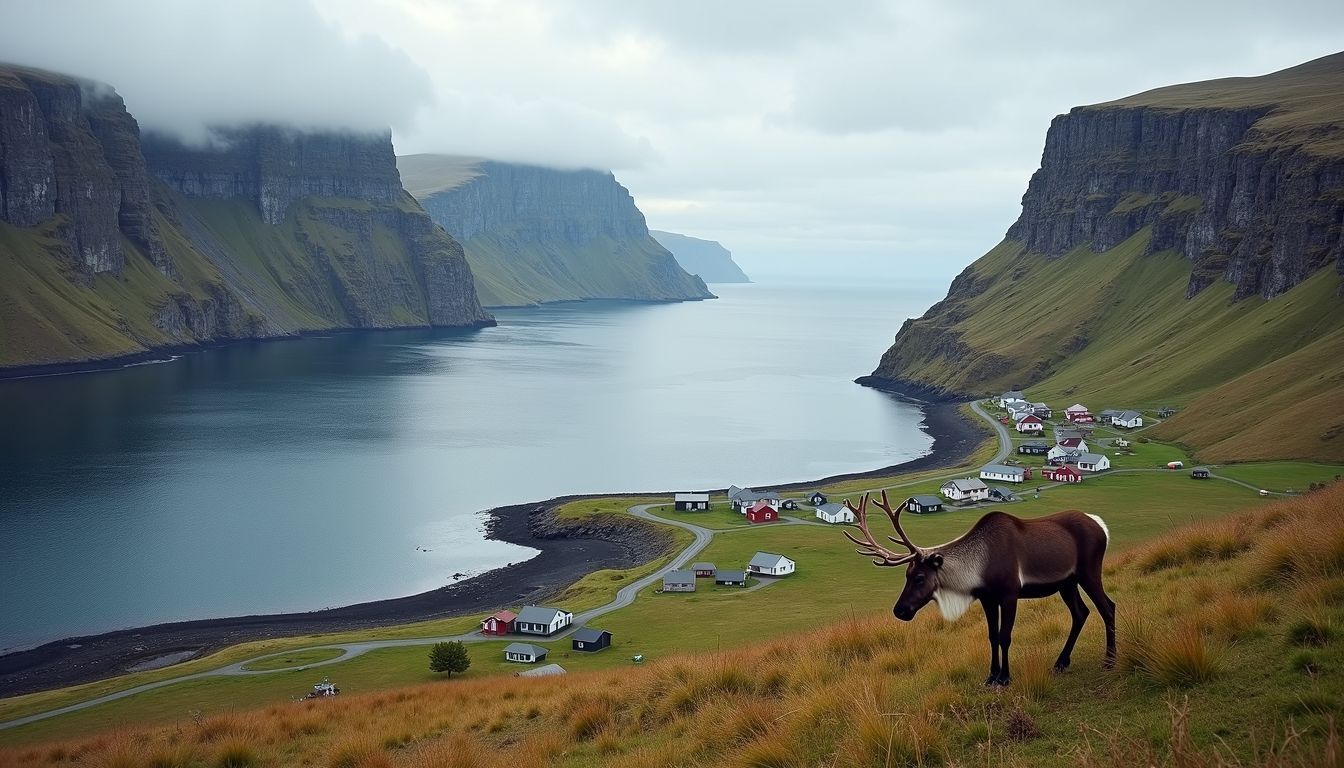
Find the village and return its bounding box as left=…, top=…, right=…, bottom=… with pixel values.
left=465, top=392, right=1221, bottom=676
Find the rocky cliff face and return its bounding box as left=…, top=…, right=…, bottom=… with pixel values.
left=0, top=63, right=490, bottom=371
left=399, top=155, right=713, bottom=307
left=1006, top=54, right=1344, bottom=300
left=649, top=230, right=750, bottom=283
left=142, top=127, right=403, bottom=225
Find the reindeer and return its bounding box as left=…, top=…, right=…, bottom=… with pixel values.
left=843, top=491, right=1115, bottom=686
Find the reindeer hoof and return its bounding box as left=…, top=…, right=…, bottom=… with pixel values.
left=1053, top=662, right=1070, bottom=674
left=984, top=674, right=1010, bottom=687
left=1102, top=658, right=1116, bottom=671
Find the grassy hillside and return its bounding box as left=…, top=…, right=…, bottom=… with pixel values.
left=872, top=230, right=1344, bottom=462
left=464, top=231, right=711, bottom=307
left=3, top=483, right=1339, bottom=766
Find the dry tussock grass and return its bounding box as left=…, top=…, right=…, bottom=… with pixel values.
left=3, top=485, right=1342, bottom=768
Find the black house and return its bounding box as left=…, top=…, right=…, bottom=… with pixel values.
left=808, top=492, right=827, bottom=506
left=1190, top=468, right=1211, bottom=479
left=1018, top=442, right=1049, bottom=456
left=571, top=627, right=612, bottom=653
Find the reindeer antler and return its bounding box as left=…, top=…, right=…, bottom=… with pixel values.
left=842, top=492, right=918, bottom=567
left=871, top=490, right=919, bottom=553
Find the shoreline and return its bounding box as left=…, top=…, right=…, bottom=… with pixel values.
left=0, top=393, right=984, bottom=699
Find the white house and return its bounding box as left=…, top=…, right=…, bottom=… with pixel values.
left=1015, top=414, right=1044, bottom=433
left=1075, top=452, right=1112, bottom=472
left=997, top=390, right=1025, bottom=407
left=1048, top=438, right=1090, bottom=464
left=940, top=478, right=989, bottom=502
left=1112, top=410, right=1143, bottom=429
left=514, top=606, right=574, bottom=636
left=747, top=552, right=796, bottom=576
left=728, top=487, right=781, bottom=511
left=1114, top=437, right=1131, bottom=448
left=980, top=464, right=1028, bottom=483
left=815, top=502, right=855, bottom=524
left=1003, top=399, right=1030, bottom=414
left=503, top=643, right=548, bottom=663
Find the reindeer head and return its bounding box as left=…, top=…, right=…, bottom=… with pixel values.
left=843, top=491, right=943, bottom=621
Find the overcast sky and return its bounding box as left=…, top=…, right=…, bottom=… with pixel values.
left=3, top=1, right=1342, bottom=284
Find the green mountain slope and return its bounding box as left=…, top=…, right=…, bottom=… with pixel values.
left=865, top=52, right=1344, bottom=462
left=398, top=155, right=714, bottom=308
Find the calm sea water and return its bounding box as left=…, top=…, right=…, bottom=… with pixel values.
left=0, top=280, right=935, bottom=651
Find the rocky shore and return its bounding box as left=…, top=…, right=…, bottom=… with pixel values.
left=0, top=399, right=983, bottom=698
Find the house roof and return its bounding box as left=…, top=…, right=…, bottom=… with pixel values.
left=989, top=486, right=1018, bottom=497
left=1017, top=414, right=1042, bottom=423
left=908, top=495, right=944, bottom=507
left=504, top=642, right=548, bottom=656
left=572, top=627, right=611, bottom=644
left=736, top=489, right=779, bottom=503
left=748, top=499, right=776, bottom=512
left=809, top=491, right=827, bottom=498
left=1076, top=452, right=1106, bottom=464
left=727, top=485, right=746, bottom=498
left=716, top=569, right=747, bottom=581
left=1192, top=467, right=1210, bottom=473
left=487, top=610, right=518, bottom=623
left=1047, top=465, right=1081, bottom=475
left=516, top=663, right=566, bottom=677
left=943, top=478, right=988, bottom=492
left=664, top=570, right=695, bottom=584
left=1001, top=390, right=1025, bottom=399
left=981, top=464, right=1026, bottom=477
left=675, top=493, right=709, bottom=502
left=1058, top=438, right=1085, bottom=448
left=1117, top=410, right=1142, bottom=420
left=1097, top=409, right=1121, bottom=418
left=692, top=562, right=716, bottom=571
left=749, top=552, right=792, bottom=569
left=1066, top=403, right=1089, bottom=412
left=816, top=502, right=849, bottom=515
left=1020, top=441, right=1048, bottom=449
left=516, top=606, right=570, bottom=625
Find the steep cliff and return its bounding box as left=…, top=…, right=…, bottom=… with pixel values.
left=398, top=154, right=714, bottom=307
left=864, top=52, right=1344, bottom=462
left=649, top=230, right=750, bottom=283
left=0, top=64, right=491, bottom=371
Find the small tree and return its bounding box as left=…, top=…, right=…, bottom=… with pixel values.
left=429, top=641, right=471, bottom=677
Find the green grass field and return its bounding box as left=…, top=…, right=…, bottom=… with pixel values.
left=241, top=649, right=347, bottom=672
left=2, top=452, right=1316, bottom=747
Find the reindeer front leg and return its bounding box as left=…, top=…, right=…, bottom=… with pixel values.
left=996, top=597, right=1018, bottom=686
left=981, top=600, right=1001, bottom=686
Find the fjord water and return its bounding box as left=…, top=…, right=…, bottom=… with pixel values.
left=0, top=280, right=935, bottom=652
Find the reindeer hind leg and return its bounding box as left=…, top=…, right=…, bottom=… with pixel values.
left=1079, top=569, right=1116, bottom=669
left=1055, top=581, right=1088, bottom=672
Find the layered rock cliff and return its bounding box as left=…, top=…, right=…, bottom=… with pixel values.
left=864, top=52, right=1344, bottom=462
left=649, top=230, right=750, bottom=283
left=0, top=64, right=491, bottom=371
left=398, top=154, right=714, bottom=307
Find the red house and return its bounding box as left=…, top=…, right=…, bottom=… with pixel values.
left=1064, top=404, right=1094, bottom=423
left=1043, top=465, right=1083, bottom=483
left=480, top=609, right=517, bottom=636
left=746, top=500, right=778, bottom=524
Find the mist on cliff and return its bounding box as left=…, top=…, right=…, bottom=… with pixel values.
left=2, top=0, right=1342, bottom=281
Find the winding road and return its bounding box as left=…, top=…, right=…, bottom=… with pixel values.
left=0, top=400, right=1276, bottom=732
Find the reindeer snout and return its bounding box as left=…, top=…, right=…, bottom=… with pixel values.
left=893, top=605, right=914, bottom=621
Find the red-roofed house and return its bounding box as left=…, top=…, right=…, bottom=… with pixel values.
left=1015, top=414, right=1044, bottom=433
left=746, top=500, right=779, bottom=524
left=481, top=610, right=518, bottom=636
left=1065, top=404, right=1094, bottom=423
left=1043, top=465, right=1083, bottom=483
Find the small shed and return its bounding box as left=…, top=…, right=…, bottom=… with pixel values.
left=1043, top=465, right=1083, bottom=483
left=1113, top=410, right=1143, bottom=429
left=504, top=643, right=548, bottom=664
left=1191, top=467, right=1211, bottom=479
left=715, top=569, right=748, bottom=586
left=1015, top=414, right=1044, bottom=433
left=808, top=492, right=828, bottom=506
left=746, top=500, right=778, bottom=523
left=988, top=486, right=1018, bottom=502
left=692, top=562, right=717, bottom=578
left=516, top=663, right=566, bottom=677
left=906, top=495, right=945, bottom=514
left=480, top=609, right=517, bottom=636
left=571, top=627, right=612, bottom=653
left=781, top=499, right=798, bottom=510
left=674, top=493, right=709, bottom=511
left=747, top=552, right=795, bottom=577
left=662, top=570, right=696, bottom=592
left=815, top=502, right=855, bottom=524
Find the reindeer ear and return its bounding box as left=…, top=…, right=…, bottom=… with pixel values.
left=927, top=553, right=944, bottom=569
